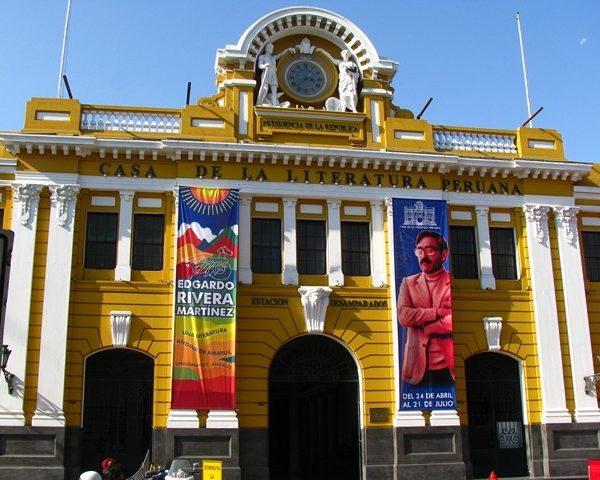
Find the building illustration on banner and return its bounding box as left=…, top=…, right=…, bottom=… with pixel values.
left=0, top=5, right=600, bottom=480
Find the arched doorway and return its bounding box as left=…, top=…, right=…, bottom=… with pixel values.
left=81, top=349, right=154, bottom=476
left=269, top=335, right=361, bottom=480
left=466, top=352, right=528, bottom=478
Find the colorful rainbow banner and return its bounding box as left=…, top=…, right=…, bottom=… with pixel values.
left=172, top=187, right=238, bottom=409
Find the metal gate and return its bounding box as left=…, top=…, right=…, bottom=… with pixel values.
left=466, top=352, right=528, bottom=478
left=81, top=349, right=154, bottom=476
left=269, top=335, right=360, bottom=480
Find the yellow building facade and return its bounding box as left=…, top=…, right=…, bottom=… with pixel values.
left=1, top=6, right=600, bottom=480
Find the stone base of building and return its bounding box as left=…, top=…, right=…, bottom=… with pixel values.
left=3, top=423, right=600, bottom=479
left=527, top=422, right=600, bottom=479
left=153, top=428, right=241, bottom=480
left=0, top=426, right=65, bottom=480
left=396, top=425, right=466, bottom=479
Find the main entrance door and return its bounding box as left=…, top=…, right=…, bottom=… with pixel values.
left=466, top=353, right=528, bottom=478
left=269, top=335, right=360, bottom=480
left=81, top=349, right=154, bottom=476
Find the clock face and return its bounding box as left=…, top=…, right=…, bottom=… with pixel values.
left=284, top=59, right=327, bottom=99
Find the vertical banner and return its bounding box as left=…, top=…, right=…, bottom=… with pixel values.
left=393, top=199, right=456, bottom=410
left=172, top=187, right=238, bottom=409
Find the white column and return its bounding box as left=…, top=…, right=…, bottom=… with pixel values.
left=553, top=206, right=600, bottom=422
left=370, top=200, right=386, bottom=287
left=282, top=197, right=298, bottom=285
left=387, top=198, right=425, bottom=427
left=327, top=199, right=343, bottom=287
left=238, top=195, right=252, bottom=284
left=475, top=206, right=496, bottom=290
left=167, top=187, right=199, bottom=427
left=115, top=190, right=134, bottom=281
left=523, top=205, right=571, bottom=423
left=0, top=184, right=42, bottom=425
left=32, top=185, right=79, bottom=426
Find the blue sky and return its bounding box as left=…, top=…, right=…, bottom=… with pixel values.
left=1, top=0, right=598, bottom=163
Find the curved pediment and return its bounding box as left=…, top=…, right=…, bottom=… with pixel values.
left=215, top=6, right=398, bottom=81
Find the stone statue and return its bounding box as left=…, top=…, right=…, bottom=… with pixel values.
left=256, top=43, right=293, bottom=107
left=338, top=50, right=360, bottom=112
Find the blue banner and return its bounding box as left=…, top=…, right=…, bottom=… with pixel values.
left=393, top=199, right=456, bottom=410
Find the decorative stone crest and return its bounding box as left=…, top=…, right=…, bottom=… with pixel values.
left=523, top=205, right=550, bottom=244
left=553, top=206, right=579, bottom=246
left=110, top=311, right=132, bottom=347
left=49, top=185, right=79, bottom=227
left=12, top=183, right=42, bottom=226
left=482, top=316, right=503, bottom=351
left=298, top=286, right=332, bottom=333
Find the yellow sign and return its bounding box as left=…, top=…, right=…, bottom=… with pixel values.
left=202, top=460, right=222, bottom=480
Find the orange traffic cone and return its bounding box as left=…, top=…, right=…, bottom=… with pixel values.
left=489, top=471, right=497, bottom=480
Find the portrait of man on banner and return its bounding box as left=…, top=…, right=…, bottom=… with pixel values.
left=393, top=199, right=456, bottom=411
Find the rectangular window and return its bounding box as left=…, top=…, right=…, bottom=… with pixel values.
left=449, top=225, right=478, bottom=279
left=582, top=231, right=600, bottom=282
left=132, top=214, right=165, bottom=271
left=85, top=212, right=118, bottom=269
left=342, top=221, right=371, bottom=276
left=490, top=227, right=518, bottom=280
left=252, top=218, right=282, bottom=274
left=297, top=219, right=326, bottom=275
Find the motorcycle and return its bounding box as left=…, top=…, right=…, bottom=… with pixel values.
left=145, top=459, right=197, bottom=480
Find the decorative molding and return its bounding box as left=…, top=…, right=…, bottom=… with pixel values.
left=12, top=183, right=42, bottom=226
left=483, top=316, right=503, bottom=351
left=49, top=185, right=79, bottom=226
left=475, top=206, right=489, bottom=217
left=206, top=410, right=239, bottom=429
left=553, top=206, right=579, bottom=246
left=384, top=197, right=393, bottom=215
left=523, top=205, right=550, bottom=244
left=298, top=287, right=332, bottom=333
left=110, top=311, right=132, bottom=347
left=167, top=409, right=199, bottom=428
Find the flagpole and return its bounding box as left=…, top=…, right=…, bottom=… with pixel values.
left=57, top=0, right=73, bottom=98
left=516, top=11, right=533, bottom=127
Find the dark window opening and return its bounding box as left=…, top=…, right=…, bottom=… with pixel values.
left=252, top=218, right=282, bottom=274
left=449, top=225, right=478, bottom=279
left=582, top=231, right=600, bottom=282
left=132, top=214, right=165, bottom=271
left=297, top=220, right=326, bottom=275
left=342, top=221, right=370, bottom=276
left=85, top=212, right=118, bottom=269
left=490, top=227, right=518, bottom=280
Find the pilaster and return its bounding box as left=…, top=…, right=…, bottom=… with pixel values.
left=238, top=195, right=252, bottom=284
left=33, top=185, right=79, bottom=427
left=0, top=184, right=42, bottom=425
left=370, top=200, right=386, bottom=287
left=475, top=206, right=496, bottom=289
left=115, top=190, right=134, bottom=281
left=282, top=197, right=298, bottom=285
left=327, top=199, right=343, bottom=286
left=553, top=206, right=600, bottom=422
left=522, top=204, right=571, bottom=423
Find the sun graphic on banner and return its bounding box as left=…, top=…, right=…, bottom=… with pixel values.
left=180, top=187, right=239, bottom=215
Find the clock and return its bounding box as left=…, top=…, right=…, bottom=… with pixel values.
left=284, top=59, right=327, bottom=99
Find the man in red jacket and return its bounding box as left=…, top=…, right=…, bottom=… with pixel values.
left=398, top=230, right=455, bottom=388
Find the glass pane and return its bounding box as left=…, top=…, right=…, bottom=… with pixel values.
left=490, top=228, right=517, bottom=280
left=252, top=218, right=282, bottom=274
left=85, top=213, right=118, bottom=269
left=583, top=231, right=600, bottom=282
left=449, top=226, right=478, bottom=279
left=341, top=222, right=371, bottom=276
left=132, top=214, right=165, bottom=271
left=297, top=220, right=326, bottom=275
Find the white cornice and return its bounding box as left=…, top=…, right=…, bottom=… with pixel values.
left=0, top=158, right=17, bottom=174
left=0, top=132, right=590, bottom=181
